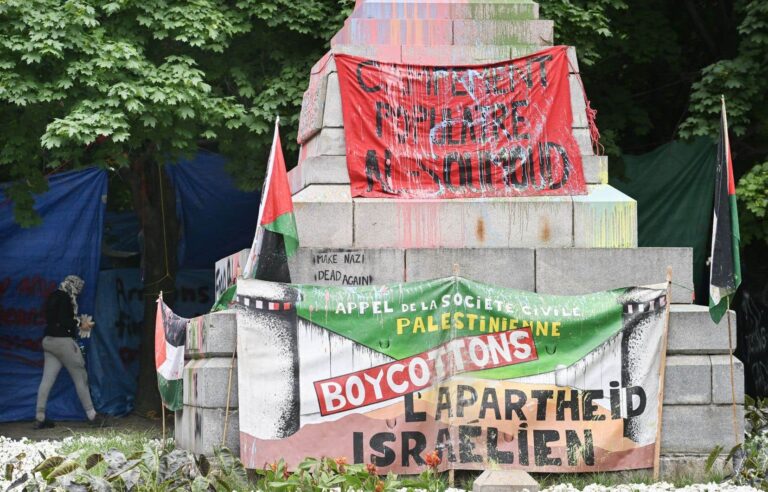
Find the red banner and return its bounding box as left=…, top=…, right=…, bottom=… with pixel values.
left=335, top=46, right=587, bottom=198
left=314, top=328, right=538, bottom=416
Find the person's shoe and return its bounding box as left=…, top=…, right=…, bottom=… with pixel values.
left=88, top=413, right=111, bottom=428
left=33, top=419, right=55, bottom=429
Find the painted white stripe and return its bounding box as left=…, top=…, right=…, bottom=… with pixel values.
left=158, top=343, right=185, bottom=381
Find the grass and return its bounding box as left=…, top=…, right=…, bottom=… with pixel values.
left=49, top=433, right=730, bottom=491
left=55, top=429, right=169, bottom=477
left=57, top=429, right=162, bottom=457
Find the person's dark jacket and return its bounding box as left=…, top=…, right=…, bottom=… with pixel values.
left=44, top=290, right=78, bottom=338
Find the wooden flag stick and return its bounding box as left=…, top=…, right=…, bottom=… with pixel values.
left=161, top=403, right=166, bottom=443
left=158, top=289, right=167, bottom=444
left=222, top=345, right=237, bottom=448
left=726, top=297, right=740, bottom=444
left=653, top=267, right=673, bottom=481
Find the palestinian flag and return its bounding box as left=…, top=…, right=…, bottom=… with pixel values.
left=709, top=98, right=741, bottom=323
left=155, top=296, right=189, bottom=411
left=242, top=118, right=299, bottom=283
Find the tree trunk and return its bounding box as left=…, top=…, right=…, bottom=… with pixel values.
left=124, top=153, right=179, bottom=416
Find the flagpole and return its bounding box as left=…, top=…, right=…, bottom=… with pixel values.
left=222, top=341, right=236, bottom=448
left=243, top=116, right=281, bottom=278
left=161, top=403, right=166, bottom=444
left=157, top=290, right=167, bottom=444
left=720, top=95, right=741, bottom=446
left=726, top=297, right=740, bottom=445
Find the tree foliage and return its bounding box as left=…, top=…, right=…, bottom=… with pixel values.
left=542, top=0, right=768, bottom=245
left=679, top=0, right=768, bottom=139
left=677, top=0, right=768, bottom=245
left=0, top=0, right=351, bottom=224
left=738, top=162, right=768, bottom=246
left=0, top=0, right=352, bottom=413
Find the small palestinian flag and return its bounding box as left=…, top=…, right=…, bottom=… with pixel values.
left=708, top=97, right=741, bottom=323
left=242, top=117, right=299, bottom=283
left=155, top=296, right=189, bottom=411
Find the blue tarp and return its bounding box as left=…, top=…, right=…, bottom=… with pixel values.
left=167, top=151, right=260, bottom=269
left=0, top=152, right=260, bottom=422
left=89, top=269, right=214, bottom=416
left=99, top=152, right=260, bottom=270
left=0, top=168, right=107, bottom=421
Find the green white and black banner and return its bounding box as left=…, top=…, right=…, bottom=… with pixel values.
left=236, top=277, right=668, bottom=473
left=155, top=297, right=188, bottom=411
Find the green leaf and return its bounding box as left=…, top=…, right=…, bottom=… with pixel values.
left=32, top=456, right=65, bottom=478
left=705, top=445, right=723, bottom=472
left=47, top=460, right=80, bottom=480
left=85, top=453, right=103, bottom=470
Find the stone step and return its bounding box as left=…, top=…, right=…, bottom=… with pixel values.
left=712, top=355, right=745, bottom=403
left=331, top=19, right=553, bottom=47
left=301, top=127, right=345, bottom=158
left=573, top=185, right=637, bottom=248
left=401, top=44, right=529, bottom=65
left=354, top=192, right=575, bottom=249
left=286, top=246, right=693, bottom=300
left=659, top=455, right=733, bottom=480
left=582, top=155, right=608, bottom=185
left=291, top=184, right=635, bottom=249
left=661, top=404, right=744, bottom=454
left=183, top=357, right=238, bottom=408
left=536, top=247, right=690, bottom=301
left=667, top=305, right=737, bottom=354
left=175, top=405, right=239, bottom=456
left=664, top=355, right=744, bottom=405
left=473, top=469, right=540, bottom=492
left=453, top=19, right=553, bottom=46
left=406, top=248, right=536, bottom=291
left=332, top=19, right=453, bottom=46
left=186, top=310, right=237, bottom=358
left=293, top=185, right=354, bottom=248
left=351, top=1, right=539, bottom=21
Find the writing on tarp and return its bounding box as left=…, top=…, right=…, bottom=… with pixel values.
left=315, top=329, right=537, bottom=415
left=312, top=251, right=374, bottom=286
left=352, top=383, right=648, bottom=469
left=0, top=276, right=57, bottom=327
left=215, top=251, right=247, bottom=299
left=333, top=292, right=585, bottom=338
left=335, top=47, right=587, bottom=198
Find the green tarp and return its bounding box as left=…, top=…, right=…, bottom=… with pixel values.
left=611, top=137, right=716, bottom=303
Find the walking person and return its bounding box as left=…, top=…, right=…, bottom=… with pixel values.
left=35, top=275, right=102, bottom=428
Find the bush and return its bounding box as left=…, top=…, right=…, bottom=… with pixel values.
left=253, top=452, right=445, bottom=492
left=707, top=395, right=768, bottom=491
left=6, top=439, right=447, bottom=492
left=5, top=442, right=249, bottom=492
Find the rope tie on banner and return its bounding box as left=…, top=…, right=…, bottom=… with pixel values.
left=585, top=99, right=602, bottom=155
left=568, top=57, right=604, bottom=156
